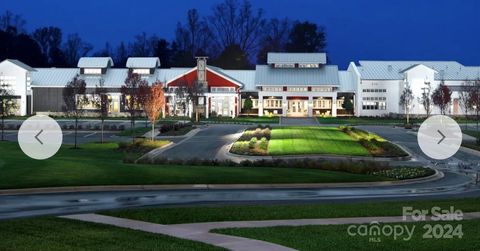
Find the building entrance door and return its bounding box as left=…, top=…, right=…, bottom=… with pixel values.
left=288, top=100, right=308, bottom=117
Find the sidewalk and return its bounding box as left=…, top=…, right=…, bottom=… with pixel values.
left=61, top=212, right=480, bottom=251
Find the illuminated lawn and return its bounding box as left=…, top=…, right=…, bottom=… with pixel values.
left=268, top=127, right=370, bottom=156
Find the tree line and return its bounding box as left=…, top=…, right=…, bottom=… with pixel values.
left=0, top=0, right=327, bottom=69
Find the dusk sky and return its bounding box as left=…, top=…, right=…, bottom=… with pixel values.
left=2, top=0, right=479, bottom=68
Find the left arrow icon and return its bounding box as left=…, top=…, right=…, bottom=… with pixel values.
left=35, top=129, right=44, bottom=145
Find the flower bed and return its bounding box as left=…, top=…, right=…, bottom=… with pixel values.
left=230, top=126, right=271, bottom=155
left=370, top=167, right=435, bottom=180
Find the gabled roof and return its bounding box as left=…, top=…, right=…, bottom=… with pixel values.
left=255, top=65, right=339, bottom=86
left=399, top=63, right=438, bottom=73
left=126, top=57, right=161, bottom=68
left=357, top=61, right=480, bottom=80
left=267, top=53, right=327, bottom=65
left=0, top=59, right=36, bottom=71
left=338, top=71, right=356, bottom=92
left=77, top=57, right=114, bottom=68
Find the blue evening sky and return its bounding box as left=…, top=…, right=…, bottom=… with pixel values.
left=1, top=0, right=479, bottom=68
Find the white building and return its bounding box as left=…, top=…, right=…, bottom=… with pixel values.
left=1, top=52, right=479, bottom=118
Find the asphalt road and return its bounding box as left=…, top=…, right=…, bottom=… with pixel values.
left=1, top=124, right=479, bottom=220
left=157, top=124, right=247, bottom=160
left=0, top=171, right=477, bottom=220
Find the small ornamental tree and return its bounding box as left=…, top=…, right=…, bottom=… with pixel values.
left=94, top=78, right=110, bottom=143
left=399, top=82, right=414, bottom=125
left=144, top=81, right=166, bottom=141
left=341, top=95, right=354, bottom=115
left=0, top=78, right=17, bottom=141
left=243, top=97, right=253, bottom=114
left=63, top=75, right=88, bottom=149
left=468, top=79, right=480, bottom=135
left=432, top=81, right=452, bottom=115
left=176, top=76, right=205, bottom=122
left=121, top=70, right=148, bottom=142
left=419, top=81, right=433, bottom=118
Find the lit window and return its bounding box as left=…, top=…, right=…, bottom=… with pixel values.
left=132, top=69, right=150, bottom=75
left=263, top=86, right=283, bottom=92
left=298, top=63, right=319, bottom=68
left=84, top=68, right=102, bottom=75
left=274, top=63, right=295, bottom=68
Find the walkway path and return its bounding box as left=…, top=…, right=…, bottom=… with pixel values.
left=61, top=212, right=480, bottom=251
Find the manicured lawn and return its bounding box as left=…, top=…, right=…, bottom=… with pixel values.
left=0, top=217, right=222, bottom=251
left=0, top=141, right=387, bottom=189
left=268, top=127, right=370, bottom=156
left=214, top=220, right=479, bottom=251
left=464, top=130, right=480, bottom=139
left=116, top=126, right=152, bottom=137
left=102, top=198, right=480, bottom=224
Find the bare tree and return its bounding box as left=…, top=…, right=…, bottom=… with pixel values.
left=399, top=81, right=415, bottom=125
left=130, top=32, right=159, bottom=57
left=176, top=77, right=205, bottom=122
left=94, top=78, right=110, bottom=143
left=63, top=33, right=93, bottom=66
left=205, top=0, right=266, bottom=56
left=418, top=81, right=433, bottom=117
left=468, top=79, right=480, bottom=135
left=432, top=81, right=452, bottom=115
left=459, top=81, right=473, bottom=130
left=257, top=18, right=292, bottom=63
left=144, top=82, right=166, bottom=141
left=121, top=71, right=148, bottom=142
left=63, top=75, right=88, bottom=149
left=0, top=10, right=26, bottom=33
left=0, top=77, right=17, bottom=141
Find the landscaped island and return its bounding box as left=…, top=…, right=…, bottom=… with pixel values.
left=230, top=125, right=408, bottom=157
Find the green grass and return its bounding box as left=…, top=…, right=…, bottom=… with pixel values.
left=214, top=220, right=479, bottom=251
left=0, top=217, right=222, bottom=251
left=464, top=130, right=480, bottom=139
left=116, top=126, right=152, bottom=137
left=102, top=198, right=480, bottom=225
left=0, top=141, right=387, bottom=189
left=268, top=127, right=370, bottom=156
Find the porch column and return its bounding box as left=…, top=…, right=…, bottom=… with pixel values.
left=230, top=96, right=235, bottom=118
left=188, top=101, right=193, bottom=118
left=282, top=95, right=287, bottom=117
left=307, top=96, right=313, bottom=117
left=205, top=95, right=209, bottom=119
left=332, top=95, right=337, bottom=117
left=258, top=95, right=264, bottom=116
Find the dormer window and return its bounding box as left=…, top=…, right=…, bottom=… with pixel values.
left=274, top=63, right=295, bottom=68
left=298, top=63, right=319, bottom=68
left=83, top=68, right=102, bottom=75
left=132, top=68, right=151, bottom=75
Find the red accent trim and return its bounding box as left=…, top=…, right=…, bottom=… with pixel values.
left=168, top=68, right=240, bottom=89
left=287, top=96, right=309, bottom=100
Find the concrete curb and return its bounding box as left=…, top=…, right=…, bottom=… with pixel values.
left=0, top=170, right=444, bottom=196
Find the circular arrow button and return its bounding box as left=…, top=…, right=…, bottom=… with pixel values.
left=18, top=115, right=63, bottom=160
left=417, top=115, right=462, bottom=160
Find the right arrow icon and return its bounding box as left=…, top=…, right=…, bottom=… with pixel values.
left=437, top=130, right=446, bottom=144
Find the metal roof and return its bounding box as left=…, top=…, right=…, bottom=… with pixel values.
left=0, top=59, right=36, bottom=71
left=255, top=65, right=339, bottom=86
left=267, top=53, right=327, bottom=65
left=357, top=61, right=480, bottom=80
left=222, top=70, right=256, bottom=91
left=77, top=57, right=114, bottom=68
left=126, top=57, right=160, bottom=68
left=338, top=71, right=356, bottom=92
